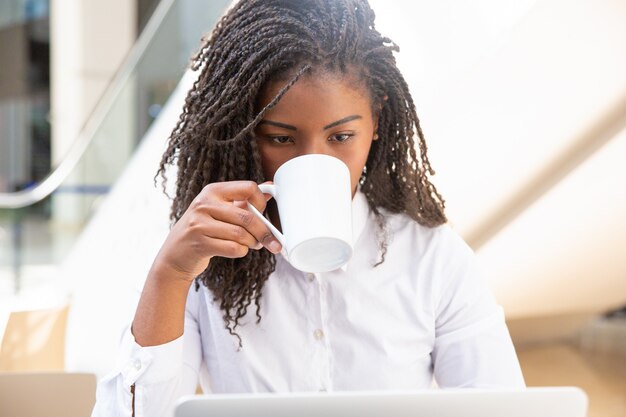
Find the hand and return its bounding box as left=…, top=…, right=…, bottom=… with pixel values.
left=152, top=180, right=281, bottom=282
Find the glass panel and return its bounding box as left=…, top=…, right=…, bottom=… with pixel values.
left=0, top=0, right=231, bottom=297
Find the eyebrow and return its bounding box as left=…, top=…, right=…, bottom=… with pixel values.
left=258, top=115, right=362, bottom=131
left=258, top=120, right=297, bottom=131
left=323, top=115, right=362, bottom=130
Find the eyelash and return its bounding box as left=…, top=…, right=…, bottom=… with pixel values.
left=267, top=133, right=355, bottom=145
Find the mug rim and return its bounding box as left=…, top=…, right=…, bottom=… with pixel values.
left=275, top=154, right=348, bottom=179
left=288, top=236, right=353, bottom=273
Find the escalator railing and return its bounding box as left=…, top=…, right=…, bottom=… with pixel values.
left=0, top=0, right=230, bottom=295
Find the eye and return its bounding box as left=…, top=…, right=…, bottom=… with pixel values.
left=329, top=133, right=355, bottom=143
left=269, top=136, right=293, bottom=145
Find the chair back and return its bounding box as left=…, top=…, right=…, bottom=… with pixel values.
left=0, top=372, right=97, bottom=417
left=0, top=304, right=69, bottom=371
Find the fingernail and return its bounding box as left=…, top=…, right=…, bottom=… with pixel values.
left=268, top=240, right=281, bottom=253
left=254, top=241, right=263, bottom=250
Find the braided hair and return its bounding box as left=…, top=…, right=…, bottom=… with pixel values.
left=157, top=0, right=447, bottom=341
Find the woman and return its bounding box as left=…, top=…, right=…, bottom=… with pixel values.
left=92, top=0, right=525, bottom=415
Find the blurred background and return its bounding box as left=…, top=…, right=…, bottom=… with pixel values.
left=0, top=0, right=624, bottom=416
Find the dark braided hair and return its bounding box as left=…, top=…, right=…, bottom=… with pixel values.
left=157, top=0, right=447, bottom=342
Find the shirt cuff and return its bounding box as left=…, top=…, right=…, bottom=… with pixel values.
left=116, top=326, right=184, bottom=387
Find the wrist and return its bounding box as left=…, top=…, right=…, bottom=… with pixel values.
left=148, top=257, right=207, bottom=285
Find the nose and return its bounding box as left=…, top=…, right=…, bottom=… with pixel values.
left=298, top=138, right=333, bottom=157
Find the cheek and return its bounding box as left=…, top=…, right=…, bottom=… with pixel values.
left=343, top=143, right=373, bottom=183
left=256, top=143, right=286, bottom=180
left=344, top=153, right=365, bottom=173
left=266, top=162, right=282, bottom=180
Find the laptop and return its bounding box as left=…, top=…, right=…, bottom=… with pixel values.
left=175, top=387, right=588, bottom=417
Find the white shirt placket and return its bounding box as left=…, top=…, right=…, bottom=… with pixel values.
left=304, top=271, right=331, bottom=392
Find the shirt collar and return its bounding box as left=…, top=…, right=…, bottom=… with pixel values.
left=278, top=185, right=369, bottom=273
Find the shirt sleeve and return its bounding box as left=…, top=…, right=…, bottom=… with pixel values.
left=91, top=285, right=203, bottom=417
left=431, top=228, right=526, bottom=388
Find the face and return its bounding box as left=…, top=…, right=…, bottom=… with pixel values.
left=253, top=72, right=379, bottom=199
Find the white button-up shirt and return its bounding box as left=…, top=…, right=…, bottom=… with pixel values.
left=91, top=187, right=525, bottom=417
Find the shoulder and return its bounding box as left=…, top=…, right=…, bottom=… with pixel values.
left=377, top=210, right=483, bottom=298
left=381, top=209, right=473, bottom=262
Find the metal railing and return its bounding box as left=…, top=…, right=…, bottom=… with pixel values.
left=0, top=0, right=230, bottom=295
left=0, top=0, right=177, bottom=209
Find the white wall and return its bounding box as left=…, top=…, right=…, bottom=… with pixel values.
left=371, top=0, right=626, bottom=318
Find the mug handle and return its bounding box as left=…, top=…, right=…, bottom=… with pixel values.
left=246, top=183, right=287, bottom=250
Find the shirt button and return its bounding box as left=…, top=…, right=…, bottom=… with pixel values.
left=132, top=359, right=142, bottom=371
left=313, top=329, right=324, bottom=340
left=307, top=273, right=315, bottom=282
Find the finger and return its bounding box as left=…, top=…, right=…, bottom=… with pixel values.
left=233, top=191, right=273, bottom=209
left=199, top=202, right=281, bottom=253
left=202, top=181, right=271, bottom=214
left=260, top=180, right=273, bottom=192
left=204, top=236, right=252, bottom=259
left=201, top=217, right=264, bottom=250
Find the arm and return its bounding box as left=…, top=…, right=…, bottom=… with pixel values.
left=431, top=228, right=525, bottom=388
left=133, top=180, right=279, bottom=347
left=91, top=180, right=281, bottom=416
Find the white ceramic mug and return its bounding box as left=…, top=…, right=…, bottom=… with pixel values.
left=246, top=154, right=353, bottom=273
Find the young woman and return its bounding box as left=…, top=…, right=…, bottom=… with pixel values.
left=93, top=0, right=524, bottom=415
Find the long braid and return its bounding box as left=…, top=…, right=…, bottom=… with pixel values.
left=157, top=0, right=446, bottom=342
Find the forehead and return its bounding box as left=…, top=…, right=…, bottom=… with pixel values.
left=255, top=73, right=374, bottom=122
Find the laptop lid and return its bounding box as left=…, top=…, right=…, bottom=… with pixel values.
left=175, top=387, right=587, bottom=417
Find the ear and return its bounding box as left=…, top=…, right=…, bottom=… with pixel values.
left=373, top=95, right=388, bottom=140
left=371, top=109, right=382, bottom=140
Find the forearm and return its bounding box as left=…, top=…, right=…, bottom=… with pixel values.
left=132, top=261, right=197, bottom=346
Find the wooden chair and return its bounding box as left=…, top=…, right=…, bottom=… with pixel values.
left=0, top=304, right=69, bottom=371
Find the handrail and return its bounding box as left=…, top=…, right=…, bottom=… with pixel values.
left=0, top=0, right=177, bottom=209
